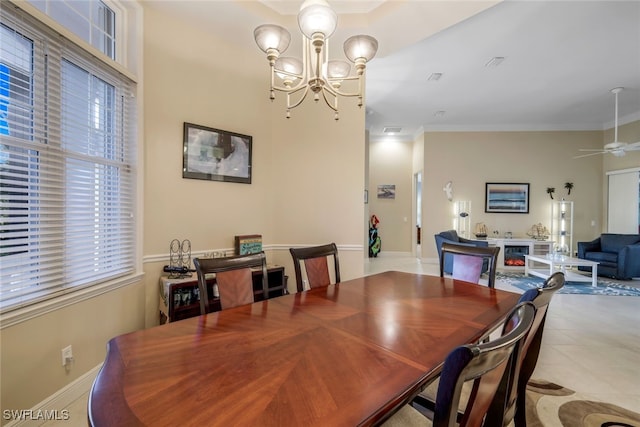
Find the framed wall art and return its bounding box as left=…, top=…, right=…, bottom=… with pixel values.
left=183, top=122, right=252, bottom=184
left=485, top=182, right=530, bottom=214
left=377, top=184, right=396, bottom=199
left=234, top=235, right=262, bottom=255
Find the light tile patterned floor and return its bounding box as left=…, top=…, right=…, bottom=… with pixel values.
left=44, top=255, right=640, bottom=426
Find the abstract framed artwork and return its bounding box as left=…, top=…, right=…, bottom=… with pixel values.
left=485, top=182, right=530, bottom=213
left=183, top=122, right=252, bottom=184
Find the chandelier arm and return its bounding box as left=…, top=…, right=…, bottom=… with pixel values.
left=326, top=75, right=365, bottom=98
left=270, top=68, right=307, bottom=94
left=286, top=85, right=311, bottom=110
left=321, top=87, right=339, bottom=112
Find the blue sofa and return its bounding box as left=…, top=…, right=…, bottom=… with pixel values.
left=577, top=233, right=640, bottom=280
left=434, top=230, right=489, bottom=274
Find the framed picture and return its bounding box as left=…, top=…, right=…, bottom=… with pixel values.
left=377, top=184, right=396, bottom=199
left=485, top=183, right=530, bottom=213
left=183, top=122, right=252, bottom=184
left=234, top=235, right=262, bottom=255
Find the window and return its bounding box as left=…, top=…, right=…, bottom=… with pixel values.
left=28, top=0, right=117, bottom=60
left=0, top=4, right=136, bottom=312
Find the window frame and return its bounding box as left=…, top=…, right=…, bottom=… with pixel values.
left=0, top=0, right=142, bottom=327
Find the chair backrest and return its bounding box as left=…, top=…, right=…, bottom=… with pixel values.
left=289, top=243, right=341, bottom=292
left=433, top=302, right=535, bottom=427
left=193, top=252, right=268, bottom=314
left=440, top=242, right=500, bottom=288
left=486, top=272, right=565, bottom=427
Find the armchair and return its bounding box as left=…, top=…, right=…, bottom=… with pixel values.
left=434, top=230, right=490, bottom=274
left=577, top=233, right=640, bottom=280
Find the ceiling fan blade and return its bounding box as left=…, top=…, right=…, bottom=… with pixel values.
left=578, top=148, right=608, bottom=152
left=573, top=151, right=607, bottom=159
left=624, top=141, right=640, bottom=151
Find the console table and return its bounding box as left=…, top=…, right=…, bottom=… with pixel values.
left=159, top=265, right=287, bottom=323
left=487, top=238, right=554, bottom=272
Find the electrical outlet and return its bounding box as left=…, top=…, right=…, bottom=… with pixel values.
left=61, top=345, right=73, bottom=367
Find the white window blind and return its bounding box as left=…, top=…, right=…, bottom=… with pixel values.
left=0, top=4, right=136, bottom=312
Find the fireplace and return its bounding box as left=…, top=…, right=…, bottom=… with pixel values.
left=503, top=244, right=529, bottom=267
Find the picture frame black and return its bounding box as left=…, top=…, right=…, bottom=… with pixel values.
left=182, top=122, right=252, bottom=184
left=485, top=182, right=530, bottom=213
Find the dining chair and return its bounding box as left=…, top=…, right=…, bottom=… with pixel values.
left=193, top=252, right=268, bottom=314
left=415, top=272, right=565, bottom=427
left=382, top=302, right=536, bottom=427
left=440, top=242, right=500, bottom=288
left=289, top=243, right=340, bottom=292
left=486, top=271, right=565, bottom=427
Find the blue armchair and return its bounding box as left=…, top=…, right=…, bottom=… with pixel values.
left=577, top=233, right=640, bottom=280
left=434, top=230, right=489, bottom=274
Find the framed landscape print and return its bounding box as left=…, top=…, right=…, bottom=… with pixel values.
left=183, top=122, right=252, bottom=184
left=485, top=182, right=530, bottom=213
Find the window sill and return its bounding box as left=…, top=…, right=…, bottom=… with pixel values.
left=0, top=272, right=145, bottom=329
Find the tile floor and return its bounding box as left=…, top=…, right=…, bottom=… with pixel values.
left=45, top=255, right=640, bottom=426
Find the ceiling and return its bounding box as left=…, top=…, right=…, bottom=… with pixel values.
left=143, top=0, right=640, bottom=142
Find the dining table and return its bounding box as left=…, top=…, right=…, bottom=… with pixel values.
left=88, top=270, right=521, bottom=426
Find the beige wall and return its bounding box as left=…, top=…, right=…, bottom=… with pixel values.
left=368, top=140, right=414, bottom=253
left=368, top=130, right=607, bottom=259
left=0, top=280, right=147, bottom=420
left=368, top=125, right=640, bottom=259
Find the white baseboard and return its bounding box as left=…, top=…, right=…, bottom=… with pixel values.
left=4, top=364, right=101, bottom=427
left=373, top=251, right=414, bottom=258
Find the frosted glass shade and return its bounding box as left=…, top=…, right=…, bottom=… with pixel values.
left=254, top=24, right=291, bottom=54
left=344, top=35, right=378, bottom=62
left=275, top=57, right=303, bottom=78
left=298, top=0, right=337, bottom=39
left=326, top=60, right=350, bottom=78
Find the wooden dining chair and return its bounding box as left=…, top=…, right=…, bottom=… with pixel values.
left=440, top=242, right=500, bottom=288
left=193, top=252, right=268, bottom=314
left=289, top=243, right=340, bottom=292
left=486, top=271, right=565, bottom=427
left=415, top=272, right=565, bottom=427
left=382, top=302, right=536, bottom=427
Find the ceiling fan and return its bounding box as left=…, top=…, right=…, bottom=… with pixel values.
left=575, top=87, right=640, bottom=158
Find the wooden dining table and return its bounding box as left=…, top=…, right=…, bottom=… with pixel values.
left=88, top=271, right=521, bottom=427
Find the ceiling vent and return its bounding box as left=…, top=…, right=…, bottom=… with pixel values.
left=427, top=73, right=443, bottom=81
left=485, top=56, right=505, bottom=67
left=383, top=127, right=402, bottom=134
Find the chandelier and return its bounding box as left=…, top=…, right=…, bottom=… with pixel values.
left=254, top=0, right=378, bottom=120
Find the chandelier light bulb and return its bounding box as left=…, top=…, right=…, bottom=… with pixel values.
left=275, top=57, right=303, bottom=86
left=326, top=60, right=350, bottom=79
left=254, top=24, right=291, bottom=55
left=344, top=35, right=378, bottom=63
left=298, top=0, right=337, bottom=40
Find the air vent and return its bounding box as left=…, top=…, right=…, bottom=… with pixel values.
left=427, top=73, right=443, bottom=81
left=383, top=127, right=402, bottom=134
left=434, top=111, right=446, bottom=117
left=485, top=56, right=505, bottom=67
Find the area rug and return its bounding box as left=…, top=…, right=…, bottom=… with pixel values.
left=526, top=379, right=640, bottom=427
left=496, top=272, right=640, bottom=296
